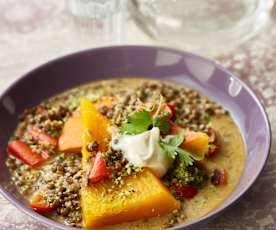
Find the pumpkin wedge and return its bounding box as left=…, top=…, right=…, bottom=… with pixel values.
left=58, top=111, right=82, bottom=153
left=171, top=124, right=210, bottom=159
left=81, top=98, right=111, bottom=169
left=58, top=96, right=115, bottom=153
left=80, top=99, right=180, bottom=228
left=181, top=131, right=210, bottom=159
left=81, top=169, right=181, bottom=228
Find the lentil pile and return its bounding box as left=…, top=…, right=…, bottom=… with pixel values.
left=6, top=78, right=228, bottom=229
left=94, top=80, right=226, bottom=130
left=43, top=154, right=82, bottom=226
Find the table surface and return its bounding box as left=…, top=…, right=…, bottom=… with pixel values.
left=0, top=1, right=276, bottom=230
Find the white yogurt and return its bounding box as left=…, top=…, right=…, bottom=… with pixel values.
left=110, top=127, right=172, bottom=178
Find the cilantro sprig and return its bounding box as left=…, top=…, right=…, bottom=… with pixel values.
left=159, top=131, right=203, bottom=166
left=119, top=95, right=202, bottom=166
left=120, top=96, right=172, bottom=135
left=120, top=111, right=152, bottom=135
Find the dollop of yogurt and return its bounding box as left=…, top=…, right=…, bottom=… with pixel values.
left=110, top=127, right=172, bottom=178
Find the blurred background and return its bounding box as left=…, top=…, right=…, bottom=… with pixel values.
left=0, top=0, right=276, bottom=229
left=0, top=0, right=275, bottom=92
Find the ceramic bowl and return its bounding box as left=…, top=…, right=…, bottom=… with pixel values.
left=0, top=46, right=271, bottom=230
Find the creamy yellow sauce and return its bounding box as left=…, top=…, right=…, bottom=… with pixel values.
left=183, top=115, right=245, bottom=222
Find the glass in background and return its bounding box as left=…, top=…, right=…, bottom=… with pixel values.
left=68, top=0, right=127, bottom=45
left=130, top=0, right=274, bottom=57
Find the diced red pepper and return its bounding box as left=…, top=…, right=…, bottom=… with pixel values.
left=89, top=152, right=110, bottom=184
left=29, top=127, right=57, bottom=147
left=211, top=169, right=227, bottom=186
left=165, top=103, right=175, bottom=119
left=206, top=143, right=218, bottom=157
left=166, top=102, right=175, bottom=113
left=7, top=140, right=45, bottom=167
left=172, top=183, right=198, bottom=199
left=206, top=128, right=219, bottom=157
left=170, top=124, right=183, bottom=135
left=30, top=193, right=56, bottom=213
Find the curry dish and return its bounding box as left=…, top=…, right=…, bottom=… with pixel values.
left=6, top=78, right=245, bottom=229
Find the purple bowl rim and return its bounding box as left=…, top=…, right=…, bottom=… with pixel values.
left=0, top=45, right=271, bottom=230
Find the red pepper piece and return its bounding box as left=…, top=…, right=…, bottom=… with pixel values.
left=29, top=127, right=57, bottom=147
left=89, top=152, right=110, bottom=184
left=206, top=143, right=218, bottom=157
left=206, top=128, right=219, bottom=157
left=172, top=183, right=198, bottom=199
left=7, top=140, right=45, bottom=167
left=30, top=193, right=56, bottom=213
left=165, top=103, right=175, bottom=119
left=211, top=169, right=227, bottom=186
left=170, top=124, right=183, bottom=135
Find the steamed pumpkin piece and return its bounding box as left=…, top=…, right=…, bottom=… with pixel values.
left=80, top=98, right=180, bottom=228
left=81, top=98, right=111, bottom=168
left=58, top=96, right=116, bottom=153
left=58, top=110, right=82, bottom=153
left=182, top=131, right=209, bottom=158
left=171, top=124, right=210, bottom=159
left=82, top=169, right=181, bottom=228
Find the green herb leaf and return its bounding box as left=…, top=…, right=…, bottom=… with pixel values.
left=159, top=142, right=178, bottom=159
left=153, top=116, right=172, bottom=134
left=120, top=95, right=173, bottom=135
left=189, top=152, right=204, bottom=161
left=176, top=148, right=195, bottom=166
left=120, top=111, right=152, bottom=135
left=162, top=130, right=185, bottom=146
left=160, top=130, right=202, bottom=166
